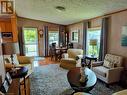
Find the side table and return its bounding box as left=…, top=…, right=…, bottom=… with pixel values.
left=9, top=67, right=28, bottom=95
left=84, top=55, right=97, bottom=68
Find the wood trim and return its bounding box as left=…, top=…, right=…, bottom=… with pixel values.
left=17, top=16, right=66, bottom=26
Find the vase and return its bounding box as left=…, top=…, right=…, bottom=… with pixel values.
left=79, top=67, right=88, bottom=84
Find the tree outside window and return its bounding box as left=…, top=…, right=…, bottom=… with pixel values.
left=86, top=28, right=101, bottom=57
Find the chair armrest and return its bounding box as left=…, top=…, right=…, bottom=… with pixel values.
left=5, top=63, right=23, bottom=72
left=17, top=56, right=34, bottom=64
left=77, top=55, right=83, bottom=59
left=107, top=67, right=124, bottom=83
left=91, top=61, right=104, bottom=67
left=62, top=53, right=68, bottom=58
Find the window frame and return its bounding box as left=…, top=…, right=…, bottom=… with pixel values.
left=86, top=27, right=101, bottom=57
left=48, top=31, right=59, bottom=46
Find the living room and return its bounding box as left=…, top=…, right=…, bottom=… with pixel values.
left=0, top=0, right=127, bottom=95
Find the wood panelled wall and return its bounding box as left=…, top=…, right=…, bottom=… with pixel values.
left=17, top=17, right=66, bottom=56
left=0, top=15, right=18, bottom=42
left=67, top=10, right=127, bottom=68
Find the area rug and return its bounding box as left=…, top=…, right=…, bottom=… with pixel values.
left=34, top=57, right=45, bottom=61
left=30, top=64, right=124, bottom=95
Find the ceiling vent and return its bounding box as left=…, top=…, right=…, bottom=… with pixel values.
left=55, top=6, right=66, bottom=12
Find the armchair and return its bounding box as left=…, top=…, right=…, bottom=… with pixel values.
left=60, top=49, right=83, bottom=69
left=91, top=54, right=123, bottom=84
left=4, top=54, right=34, bottom=77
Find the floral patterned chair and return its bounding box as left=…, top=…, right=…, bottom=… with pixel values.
left=91, top=54, right=123, bottom=85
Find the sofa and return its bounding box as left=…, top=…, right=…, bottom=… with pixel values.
left=91, top=54, right=123, bottom=84
left=4, top=54, right=34, bottom=77
left=60, top=49, right=83, bottom=69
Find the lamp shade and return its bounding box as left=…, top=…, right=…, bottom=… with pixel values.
left=2, top=42, right=20, bottom=55
left=90, top=39, right=97, bottom=46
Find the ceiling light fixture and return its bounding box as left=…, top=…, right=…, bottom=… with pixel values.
left=55, top=6, right=66, bottom=12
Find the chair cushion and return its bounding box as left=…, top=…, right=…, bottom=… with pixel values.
left=17, top=56, right=32, bottom=64
left=67, top=49, right=83, bottom=59
left=103, top=60, right=114, bottom=68
left=93, top=66, right=109, bottom=77
left=60, top=58, right=76, bottom=64
left=104, top=54, right=123, bottom=67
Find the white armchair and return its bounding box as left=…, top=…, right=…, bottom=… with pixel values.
left=60, top=49, right=83, bottom=69
left=91, top=54, right=123, bottom=84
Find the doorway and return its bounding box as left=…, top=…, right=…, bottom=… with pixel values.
left=23, top=27, right=38, bottom=56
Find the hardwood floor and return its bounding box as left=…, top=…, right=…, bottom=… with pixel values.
left=34, top=57, right=60, bottom=67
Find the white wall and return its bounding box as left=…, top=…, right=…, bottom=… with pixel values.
left=0, top=36, right=5, bottom=84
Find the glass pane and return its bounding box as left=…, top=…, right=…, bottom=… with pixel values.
left=86, top=28, right=101, bottom=57
left=48, top=32, right=59, bottom=46
left=24, top=44, right=38, bottom=56
left=24, top=28, right=38, bottom=44
left=23, top=28, right=38, bottom=56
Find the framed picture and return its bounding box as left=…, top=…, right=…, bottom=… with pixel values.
left=1, top=80, right=9, bottom=93
left=71, top=29, right=79, bottom=43
left=121, top=26, right=127, bottom=46
left=1, top=32, right=13, bottom=42
left=1, top=32, right=13, bottom=38
left=6, top=72, right=12, bottom=85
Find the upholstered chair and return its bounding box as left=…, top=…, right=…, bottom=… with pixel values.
left=91, top=54, right=123, bottom=85
left=4, top=54, right=34, bottom=77
left=60, top=49, right=83, bottom=69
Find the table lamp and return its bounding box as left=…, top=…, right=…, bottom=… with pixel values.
left=2, top=42, right=19, bottom=65
left=89, top=39, right=97, bottom=57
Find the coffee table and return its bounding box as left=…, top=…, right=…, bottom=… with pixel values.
left=67, top=67, right=97, bottom=93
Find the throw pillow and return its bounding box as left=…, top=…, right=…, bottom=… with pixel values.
left=103, top=60, right=114, bottom=68
left=4, top=58, right=10, bottom=63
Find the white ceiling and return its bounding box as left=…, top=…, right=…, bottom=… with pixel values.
left=15, top=0, right=127, bottom=25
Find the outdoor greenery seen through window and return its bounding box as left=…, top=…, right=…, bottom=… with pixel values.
left=24, top=28, right=38, bottom=44
left=23, top=28, right=38, bottom=56
left=86, top=28, right=101, bottom=57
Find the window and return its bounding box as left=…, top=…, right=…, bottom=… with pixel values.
left=48, top=31, right=59, bottom=46
left=86, top=28, right=101, bottom=57
left=23, top=28, right=38, bottom=56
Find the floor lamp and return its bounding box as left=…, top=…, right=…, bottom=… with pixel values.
left=2, top=42, right=19, bottom=68
left=90, top=39, right=97, bottom=57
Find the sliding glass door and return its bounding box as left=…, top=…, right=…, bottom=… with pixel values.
left=23, top=27, right=38, bottom=56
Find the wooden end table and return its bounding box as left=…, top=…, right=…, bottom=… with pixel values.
left=84, top=55, right=97, bottom=68
left=67, top=67, right=97, bottom=93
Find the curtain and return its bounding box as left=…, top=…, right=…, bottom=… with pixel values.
left=83, top=21, right=88, bottom=55
left=99, top=17, right=110, bottom=61
left=59, top=25, right=65, bottom=46
left=18, top=27, right=25, bottom=56
left=43, top=26, right=48, bottom=56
